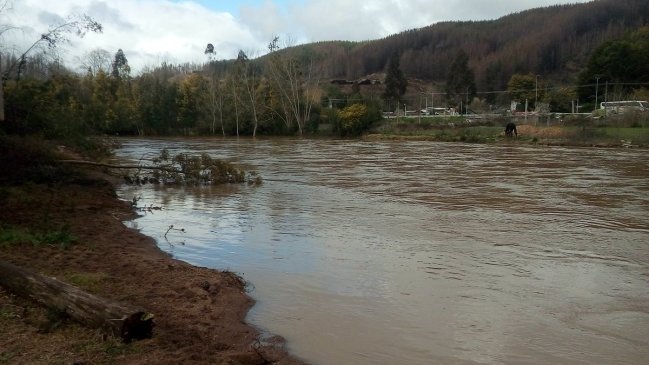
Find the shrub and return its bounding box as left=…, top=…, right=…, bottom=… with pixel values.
left=334, top=103, right=382, bottom=137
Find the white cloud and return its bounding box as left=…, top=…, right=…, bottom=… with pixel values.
left=4, top=0, right=264, bottom=73
left=1, top=0, right=590, bottom=74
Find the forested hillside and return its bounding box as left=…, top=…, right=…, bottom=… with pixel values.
left=2, top=0, right=648, bottom=138
left=295, top=0, right=648, bottom=90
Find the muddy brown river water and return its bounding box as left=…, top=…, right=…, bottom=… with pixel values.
left=116, top=138, right=649, bottom=365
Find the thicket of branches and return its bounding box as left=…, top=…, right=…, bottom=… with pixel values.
left=123, top=149, right=262, bottom=186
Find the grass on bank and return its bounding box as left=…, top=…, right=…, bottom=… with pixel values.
left=63, top=272, right=111, bottom=291
left=0, top=298, right=145, bottom=364
left=367, top=115, right=649, bottom=146
left=0, top=226, right=77, bottom=249
left=0, top=135, right=104, bottom=251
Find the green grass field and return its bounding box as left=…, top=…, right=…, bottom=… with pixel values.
left=367, top=117, right=649, bottom=147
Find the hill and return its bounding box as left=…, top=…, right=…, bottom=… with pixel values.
left=283, top=0, right=649, bottom=91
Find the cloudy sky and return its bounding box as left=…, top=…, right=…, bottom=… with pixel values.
left=2, top=0, right=590, bottom=73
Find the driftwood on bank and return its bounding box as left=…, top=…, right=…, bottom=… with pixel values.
left=0, top=259, right=154, bottom=342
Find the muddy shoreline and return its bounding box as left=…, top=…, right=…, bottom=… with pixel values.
left=0, top=163, right=304, bottom=364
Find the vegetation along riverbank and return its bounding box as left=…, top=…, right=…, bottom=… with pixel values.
left=1, top=0, right=648, bottom=363
left=0, top=135, right=304, bottom=364
left=366, top=113, right=649, bottom=148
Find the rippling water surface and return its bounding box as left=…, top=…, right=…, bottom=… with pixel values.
left=115, top=138, right=649, bottom=365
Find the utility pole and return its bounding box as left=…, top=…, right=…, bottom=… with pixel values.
left=604, top=81, right=608, bottom=119
left=396, top=102, right=400, bottom=123
left=431, top=92, right=435, bottom=116
left=595, top=76, right=600, bottom=112
left=535, top=75, right=540, bottom=111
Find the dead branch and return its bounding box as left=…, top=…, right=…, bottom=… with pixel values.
left=57, top=159, right=181, bottom=173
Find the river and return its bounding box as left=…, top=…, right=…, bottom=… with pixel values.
left=115, top=138, right=649, bottom=365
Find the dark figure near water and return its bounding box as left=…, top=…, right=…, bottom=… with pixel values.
left=505, top=122, right=517, bottom=137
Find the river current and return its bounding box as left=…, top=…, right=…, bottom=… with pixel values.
left=115, top=138, right=649, bottom=365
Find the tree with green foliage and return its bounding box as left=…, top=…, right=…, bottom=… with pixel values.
left=87, top=70, right=114, bottom=132
left=111, top=49, right=130, bottom=80
left=578, top=26, right=649, bottom=106
left=445, top=50, right=475, bottom=112
left=544, top=86, right=576, bottom=113
left=112, top=77, right=137, bottom=135
left=507, top=73, right=539, bottom=106
left=336, top=103, right=368, bottom=137
left=334, top=102, right=382, bottom=137
left=133, top=68, right=178, bottom=135
left=0, top=13, right=102, bottom=123
left=383, top=52, right=408, bottom=107
left=176, top=73, right=208, bottom=135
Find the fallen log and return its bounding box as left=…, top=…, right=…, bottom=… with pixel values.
left=57, top=159, right=180, bottom=172
left=0, top=259, right=154, bottom=342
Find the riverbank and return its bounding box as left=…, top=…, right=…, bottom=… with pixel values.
left=0, top=139, right=303, bottom=364
left=365, top=115, right=649, bottom=148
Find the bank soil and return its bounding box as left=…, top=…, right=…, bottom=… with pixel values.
left=0, top=164, right=304, bottom=364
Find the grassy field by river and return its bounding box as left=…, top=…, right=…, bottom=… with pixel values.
left=365, top=114, right=649, bottom=147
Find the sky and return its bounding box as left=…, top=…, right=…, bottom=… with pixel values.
left=2, top=0, right=591, bottom=74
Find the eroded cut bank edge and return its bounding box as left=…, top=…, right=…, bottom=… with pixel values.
left=0, top=161, right=305, bottom=365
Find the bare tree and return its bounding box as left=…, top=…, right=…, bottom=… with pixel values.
left=204, top=43, right=225, bottom=136
left=206, top=77, right=225, bottom=136
left=0, top=0, right=17, bottom=123
left=78, top=48, right=111, bottom=76
left=233, top=50, right=264, bottom=137
left=264, top=36, right=317, bottom=135
left=0, top=1, right=14, bottom=38
left=228, top=73, right=240, bottom=137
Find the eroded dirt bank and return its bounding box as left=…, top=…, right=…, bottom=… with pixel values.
left=0, top=163, right=304, bottom=365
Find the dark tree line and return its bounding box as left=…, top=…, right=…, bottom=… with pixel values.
left=1, top=44, right=384, bottom=138
left=2, top=0, right=649, bottom=141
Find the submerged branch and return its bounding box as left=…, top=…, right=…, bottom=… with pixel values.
left=57, top=159, right=181, bottom=173
left=58, top=149, right=263, bottom=186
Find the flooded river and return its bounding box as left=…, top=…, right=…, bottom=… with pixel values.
left=115, top=138, right=649, bottom=365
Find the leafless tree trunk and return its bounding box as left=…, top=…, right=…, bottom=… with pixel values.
left=241, top=58, right=261, bottom=137
left=230, top=80, right=239, bottom=137
left=265, top=37, right=317, bottom=135
left=207, top=77, right=225, bottom=136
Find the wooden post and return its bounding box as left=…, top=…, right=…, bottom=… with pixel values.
left=0, top=259, right=154, bottom=342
